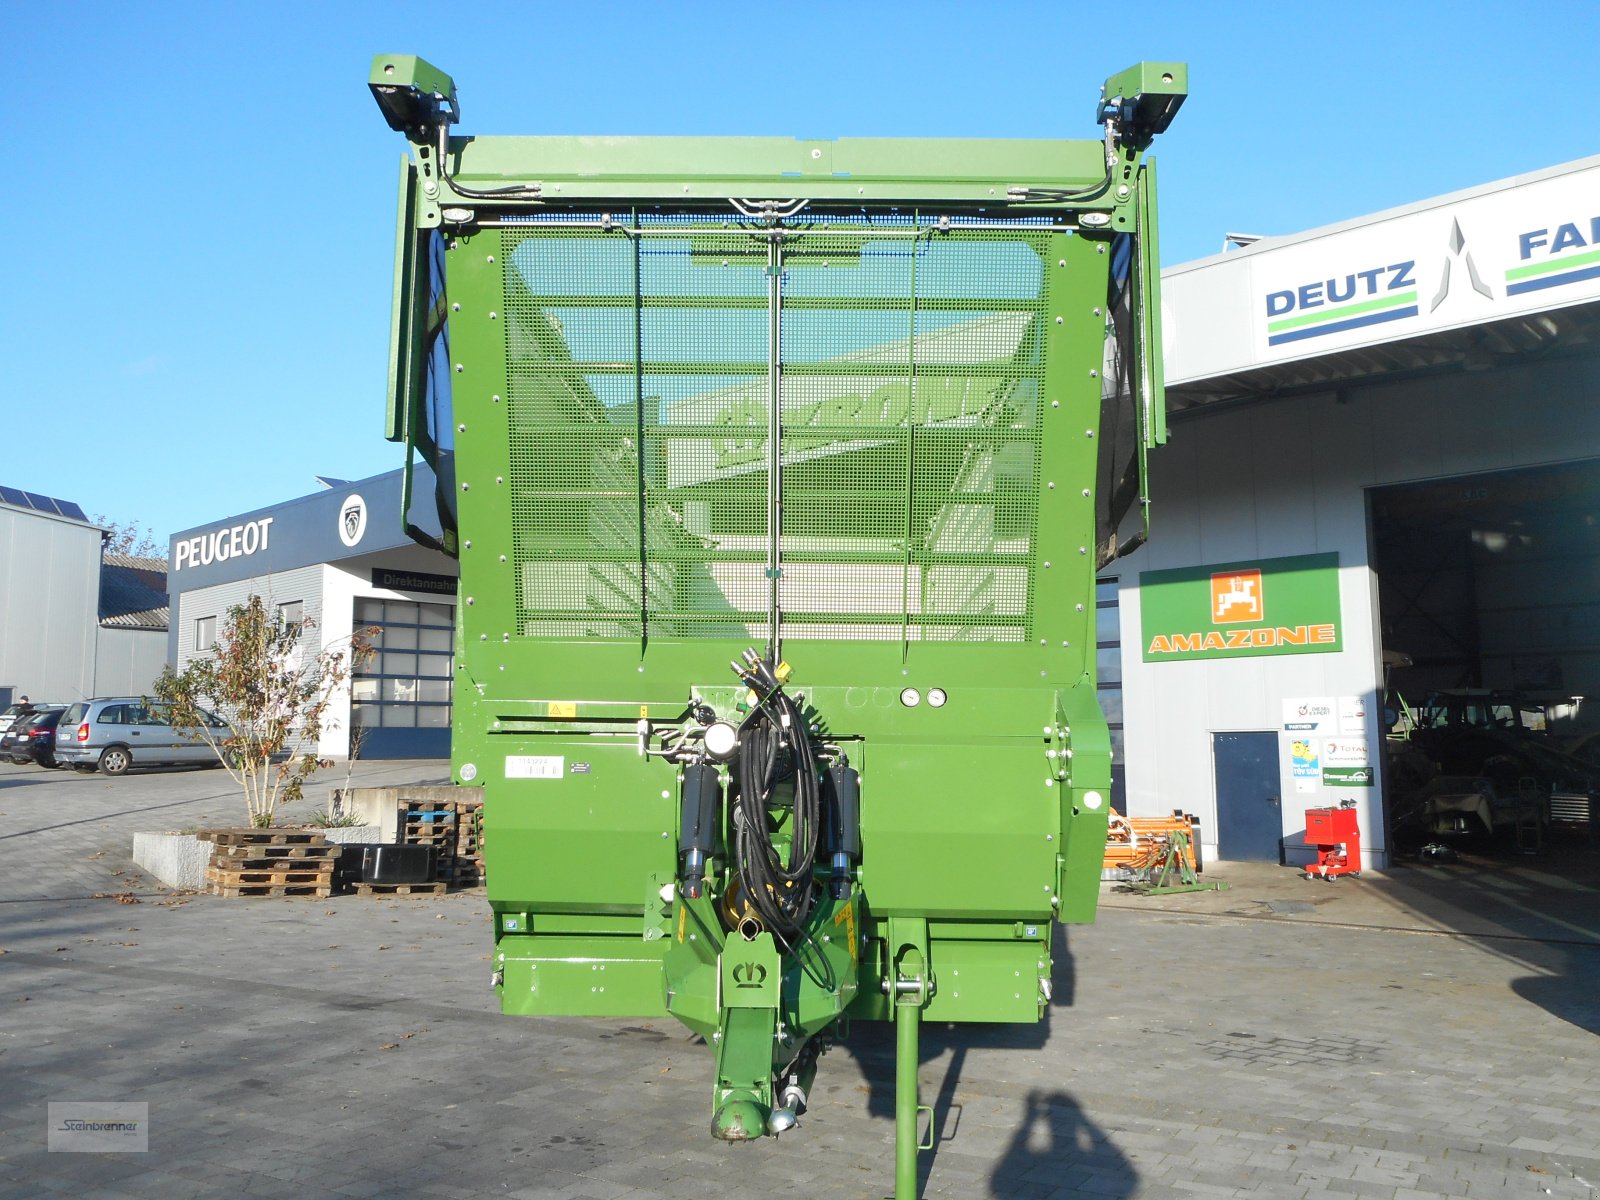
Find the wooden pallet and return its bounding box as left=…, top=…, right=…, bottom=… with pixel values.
left=402, top=816, right=454, bottom=832
left=402, top=797, right=483, bottom=886
left=212, top=843, right=340, bottom=862
left=210, top=883, right=333, bottom=898
left=207, top=830, right=325, bottom=847
left=354, top=881, right=448, bottom=897
left=206, top=868, right=334, bottom=887
left=435, top=860, right=485, bottom=882
left=209, top=857, right=340, bottom=876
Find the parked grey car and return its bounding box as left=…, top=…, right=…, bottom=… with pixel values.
left=55, top=698, right=230, bottom=775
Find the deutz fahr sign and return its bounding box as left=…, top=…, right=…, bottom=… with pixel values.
left=1140, top=553, right=1342, bottom=662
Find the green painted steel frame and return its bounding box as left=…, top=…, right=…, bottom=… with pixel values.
left=371, top=54, right=1183, bottom=1198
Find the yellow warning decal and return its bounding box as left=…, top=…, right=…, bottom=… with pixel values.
left=677, top=904, right=687, bottom=944
left=547, top=701, right=576, bottom=718
left=833, top=902, right=858, bottom=963
left=640, top=705, right=649, bottom=718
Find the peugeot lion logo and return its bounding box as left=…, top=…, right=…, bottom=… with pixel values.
left=338, top=494, right=368, bottom=548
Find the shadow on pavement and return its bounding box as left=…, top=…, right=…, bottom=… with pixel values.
left=1511, top=972, right=1600, bottom=1036
left=1129, top=839, right=1600, bottom=1039
left=989, top=1089, right=1137, bottom=1198
left=833, top=926, right=1075, bottom=1191
left=0, top=790, right=238, bottom=841
left=1365, top=844, right=1600, bottom=1037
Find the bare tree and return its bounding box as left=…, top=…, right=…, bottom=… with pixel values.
left=155, top=597, right=376, bottom=827
left=95, top=515, right=163, bottom=558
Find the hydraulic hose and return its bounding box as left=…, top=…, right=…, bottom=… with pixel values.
left=733, top=688, right=821, bottom=946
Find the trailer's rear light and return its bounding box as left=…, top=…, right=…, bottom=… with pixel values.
left=76, top=723, right=90, bottom=742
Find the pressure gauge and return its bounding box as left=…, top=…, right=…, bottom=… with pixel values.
left=927, top=688, right=947, bottom=708
left=704, top=721, right=739, bottom=760
left=899, top=687, right=921, bottom=707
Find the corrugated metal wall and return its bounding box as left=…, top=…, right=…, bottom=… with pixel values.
left=0, top=508, right=101, bottom=704
left=1121, top=353, right=1600, bottom=867
left=94, top=628, right=167, bottom=697
left=173, top=566, right=324, bottom=668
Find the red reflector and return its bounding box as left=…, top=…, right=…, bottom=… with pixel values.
left=77, top=723, right=90, bottom=742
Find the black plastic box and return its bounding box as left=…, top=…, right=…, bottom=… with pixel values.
left=354, top=844, right=436, bottom=884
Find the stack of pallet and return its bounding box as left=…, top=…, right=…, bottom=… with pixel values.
left=400, top=798, right=455, bottom=857
left=396, top=796, right=486, bottom=890
left=204, top=830, right=340, bottom=898
left=448, top=797, right=485, bottom=888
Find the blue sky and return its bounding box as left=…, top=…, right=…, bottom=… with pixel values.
left=5, top=1, right=1597, bottom=546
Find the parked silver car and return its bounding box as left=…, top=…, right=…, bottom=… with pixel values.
left=55, top=698, right=230, bottom=775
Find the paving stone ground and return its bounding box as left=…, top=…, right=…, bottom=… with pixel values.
left=1, top=759, right=1598, bottom=1199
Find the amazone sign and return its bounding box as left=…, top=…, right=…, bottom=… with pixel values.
left=1140, top=553, right=1342, bottom=662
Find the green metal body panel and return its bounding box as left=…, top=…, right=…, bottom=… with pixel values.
left=370, top=53, right=1182, bottom=1194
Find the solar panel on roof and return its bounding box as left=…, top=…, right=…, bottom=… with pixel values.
left=0, top=484, right=89, bottom=522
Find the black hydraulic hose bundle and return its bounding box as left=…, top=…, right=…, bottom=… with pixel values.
left=734, top=686, right=821, bottom=946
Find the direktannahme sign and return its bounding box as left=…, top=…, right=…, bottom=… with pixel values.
left=1140, top=552, right=1342, bottom=662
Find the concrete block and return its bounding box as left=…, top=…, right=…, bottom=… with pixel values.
left=340, top=785, right=465, bottom=843
left=317, top=825, right=384, bottom=845
left=131, top=831, right=212, bottom=890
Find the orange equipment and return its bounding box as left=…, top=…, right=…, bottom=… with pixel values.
left=1103, top=811, right=1202, bottom=876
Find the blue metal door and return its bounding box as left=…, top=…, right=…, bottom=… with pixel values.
left=1213, top=732, right=1282, bottom=862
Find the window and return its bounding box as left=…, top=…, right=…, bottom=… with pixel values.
left=195, top=615, right=217, bottom=652
left=1095, top=576, right=1126, bottom=812
left=279, top=600, right=305, bottom=632
left=351, top=599, right=455, bottom=731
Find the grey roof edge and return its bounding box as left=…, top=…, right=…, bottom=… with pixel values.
left=1165, top=153, right=1600, bottom=277
left=102, top=553, right=169, bottom=570
left=101, top=608, right=170, bottom=631
left=167, top=467, right=406, bottom=543
left=0, top=498, right=104, bottom=531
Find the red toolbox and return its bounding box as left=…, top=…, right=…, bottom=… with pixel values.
left=1303, top=801, right=1361, bottom=880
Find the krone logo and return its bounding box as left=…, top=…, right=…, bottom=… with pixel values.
left=339, top=494, right=368, bottom=548
left=732, top=961, right=768, bottom=989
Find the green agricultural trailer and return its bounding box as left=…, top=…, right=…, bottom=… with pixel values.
left=369, top=54, right=1183, bottom=1197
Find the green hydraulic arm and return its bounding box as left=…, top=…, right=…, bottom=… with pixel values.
left=368, top=53, right=1184, bottom=1199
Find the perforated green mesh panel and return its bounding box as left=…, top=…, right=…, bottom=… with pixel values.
left=501, top=218, right=1050, bottom=643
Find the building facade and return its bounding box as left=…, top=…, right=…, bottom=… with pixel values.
left=166, top=471, right=458, bottom=760
left=0, top=490, right=170, bottom=708
left=1118, top=154, right=1600, bottom=868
